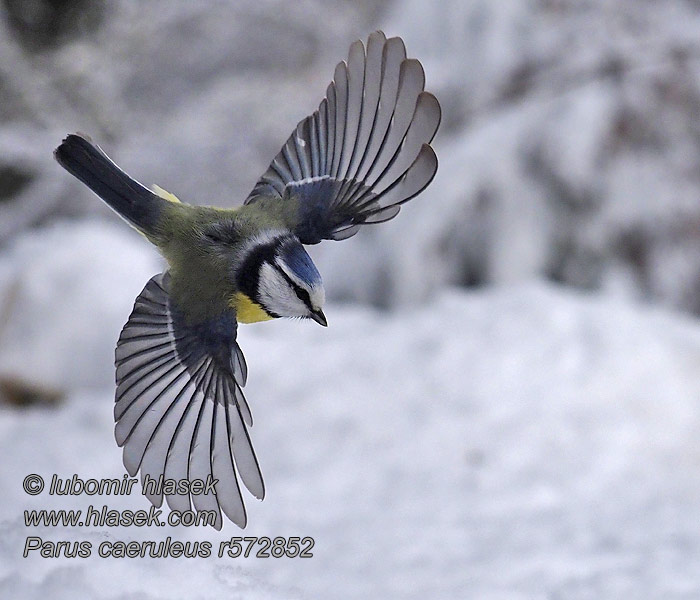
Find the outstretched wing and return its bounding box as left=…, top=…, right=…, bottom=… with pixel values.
left=244, top=31, right=441, bottom=244
left=114, top=273, right=263, bottom=529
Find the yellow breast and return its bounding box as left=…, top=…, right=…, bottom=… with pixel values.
left=231, top=292, right=274, bottom=324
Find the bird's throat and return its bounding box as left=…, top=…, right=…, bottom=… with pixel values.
left=231, top=292, right=274, bottom=323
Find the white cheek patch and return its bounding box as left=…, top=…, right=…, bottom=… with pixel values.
left=275, top=259, right=325, bottom=311
left=257, top=263, right=308, bottom=317
left=309, top=285, right=325, bottom=311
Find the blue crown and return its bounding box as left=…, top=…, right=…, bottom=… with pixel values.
left=278, top=238, right=322, bottom=286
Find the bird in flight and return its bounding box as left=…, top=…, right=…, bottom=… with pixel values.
left=54, top=31, right=441, bottom=529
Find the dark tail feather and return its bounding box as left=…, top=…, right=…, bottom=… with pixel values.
left=54, top=133, right=167, bottom=236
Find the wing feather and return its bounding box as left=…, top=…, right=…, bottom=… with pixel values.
left=139, top=359, right=208, bottom=508
left=214, top=374, right=247, bottom=526
left=162, top=361, right=213, bottom=514
left=345, top=31, right=385, bottom=186
left=114, top=273, right=263, bottom=529
left=325, top=83, right=337, bottom=177
left=339, top=40, right=366, bottom=181
left=331, top=62, right=349, bottom=178
left=353, top=35, right=407, bottom=184
left=244, top=32, right=440, bottom=244
left=361, top=58, right=425, bottom=189
left=189, top=373, right=222, bottom=528
left=318, top=98, right=329, bottom=174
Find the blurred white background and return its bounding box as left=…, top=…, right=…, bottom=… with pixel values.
left=2, top=1, right=700, bottom=598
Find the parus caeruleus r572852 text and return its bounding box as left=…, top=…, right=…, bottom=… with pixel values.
left=54, top=31, right=441, bottom=529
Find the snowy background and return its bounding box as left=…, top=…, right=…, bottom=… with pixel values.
left=2, top=1, right=700, bottom=598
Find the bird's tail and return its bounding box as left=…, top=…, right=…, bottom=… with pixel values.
left=54, top=133, right=169, bottom=239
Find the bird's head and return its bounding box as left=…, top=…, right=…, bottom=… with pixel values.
left=236, top=232, right=326, bottom=325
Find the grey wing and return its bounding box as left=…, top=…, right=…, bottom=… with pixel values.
left=113, top=273, right=263, bottom=530
left=244, top=31, right=441, bottom=244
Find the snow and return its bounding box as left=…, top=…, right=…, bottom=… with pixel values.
left=0, top=221, right=163, bottom=394
left=3, top=0, right=700, bottom=596
left=2, top=221, right=700, bottom=598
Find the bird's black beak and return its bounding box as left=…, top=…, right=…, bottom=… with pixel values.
left=310, top=309, right=328, bottom=327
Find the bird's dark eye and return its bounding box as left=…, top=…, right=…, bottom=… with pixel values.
left=293, top=286, right=311, bottom=307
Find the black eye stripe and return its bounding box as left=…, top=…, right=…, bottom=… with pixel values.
left=236, top=240, right=281, bottom=299
left=272, top=263, right=312, bottom=308
left=296, top=286, right=312, bottom=305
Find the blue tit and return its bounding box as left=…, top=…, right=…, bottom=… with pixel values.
left=54, top=31, right=440, bottom=529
